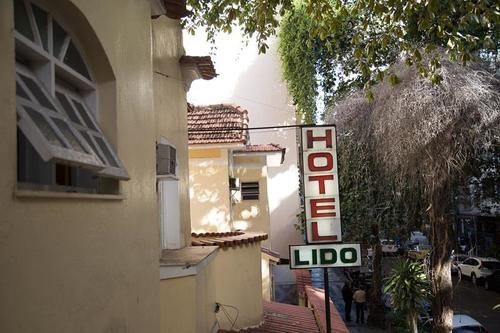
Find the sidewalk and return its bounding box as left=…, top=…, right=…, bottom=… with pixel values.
left=311, top=268, right=387, bottom=333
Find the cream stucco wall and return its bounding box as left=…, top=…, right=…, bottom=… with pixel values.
left=160, top=261, right=217, bottom=333
left=214, top=243, right=263, bottom=330
left=233, top=155, right=271, bottom=246
left=0, top=0, right=160, bottom=332
left=152, top=15, right=191, bottom=248
left=261, top=253, right=271, bottom=302
left=185, top=34, right=303, bottom=259
left=189, top=148, right=232, bottom=232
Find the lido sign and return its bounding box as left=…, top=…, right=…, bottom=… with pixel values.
left=289, top=243, right=361, bottom=269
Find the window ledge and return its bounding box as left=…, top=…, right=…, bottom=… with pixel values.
left=156, top=174, right=179, bottom=181
left=160, top=246, right=219, bottom=280
left=14, top=189, right=125, bottom=201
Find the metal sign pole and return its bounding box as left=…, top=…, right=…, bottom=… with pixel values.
left=324, top=268, right=331, bottom=332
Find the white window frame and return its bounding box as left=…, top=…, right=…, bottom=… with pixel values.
left=56, top=84, right=129, bottom=179
left=14, top=0, right=129, bottom=181
left=16, top=64, right=103, bottom=169
left=157, top=138, right=181, bottom=249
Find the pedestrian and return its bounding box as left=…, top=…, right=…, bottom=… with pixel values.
left=341, top=282, right=353, bottom=322
left=353, top=286, right=366, bottom=324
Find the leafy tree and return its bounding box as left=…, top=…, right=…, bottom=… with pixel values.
left=384, top=259, right=431, bottom=333
left=329, top=55, right=500, bottom=333
left=185, top=0, right=499, bottom=121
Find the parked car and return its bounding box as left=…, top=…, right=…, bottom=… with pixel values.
left=451, top=254, right=469, bottom=275
left=484, top=270, right=500, bottom=291
left=458, top=256, right=500, bottom=285
left=407, top=244, right=431, bottom=260
left=452, top=314, right=488, bottom=332
left=381, top=239, right=399, bottom=255
left=410, top=231, right=429, bottom=246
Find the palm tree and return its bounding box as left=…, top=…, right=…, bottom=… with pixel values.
left=384, top=259, right=431, bottom=333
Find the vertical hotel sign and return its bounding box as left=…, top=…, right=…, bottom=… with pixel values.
left=302, top=126, right=342, bottom=243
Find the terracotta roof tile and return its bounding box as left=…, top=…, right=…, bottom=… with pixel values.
left=188, top=104, right=249, bottom=145
left=295, top=269, right=312, bottom=299
left=191, top=231, right=267, bottom=248
left=164, top=0, right=190, bottom=19
left=234, top=143, right=286, bottom=164
left=234, top=143, right=285, bottom=153
left=261, top=247, right=281, bottom=261
left=180, top=56, right=217, bottom=80
left=305, top=286, right=350, bottom=333
left=219, top=301, right=320, bottom=333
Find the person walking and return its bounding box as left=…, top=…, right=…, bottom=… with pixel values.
left=341, top=282, right=353, bottom=322
left=353, top=286, right=366, bottom=324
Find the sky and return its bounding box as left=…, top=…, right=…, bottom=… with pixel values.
left=183, top=29, right=266, bottom=105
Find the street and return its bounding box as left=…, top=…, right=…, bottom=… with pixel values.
left=453, top=277, right=500, bottom=332
left=311, top=260, right=500, bottom=332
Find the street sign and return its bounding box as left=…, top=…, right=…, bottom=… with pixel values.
left=289, top=243, right=361, bottom=269
left=301, top=126, right=342, bottom=243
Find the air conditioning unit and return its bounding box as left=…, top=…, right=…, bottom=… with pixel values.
left=229, top=177, right=241, bottom=191
left=156, top=143, right=176, bottom=176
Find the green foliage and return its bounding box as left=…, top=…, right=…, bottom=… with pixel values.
left=386, top=309, right=412, bottom=333
left=384, top=259, right=431, bottom=333
left=184, top=0, right=294, bottom=53
left=278, top=7, right=318, bottom=123
left=336, top=121, right=425, bottom=242
left=184, top=0, right=499, bottom=120
left=304, top=0, right=499, bottom=87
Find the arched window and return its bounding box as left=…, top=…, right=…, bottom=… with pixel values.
left=14, top=0, right=128, bottom=193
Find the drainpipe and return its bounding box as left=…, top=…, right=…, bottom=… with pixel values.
left=229, top=149, right=235, bottom=231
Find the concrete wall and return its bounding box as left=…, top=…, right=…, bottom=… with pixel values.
left=214, top=243, right=263, bottom=330
left=0, top=0, right=159, bottom=332
left=189, top=148, right=232, bottom=232
left=160, top=261, right=217, bottom=333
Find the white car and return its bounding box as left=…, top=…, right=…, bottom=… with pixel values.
left=452, top=314, right=488, bottom=332
left=457, top=256, right=500, bottom=285
left=380, top=239, right=398, bottom=255
left=451, top=254, right=469, bottom=275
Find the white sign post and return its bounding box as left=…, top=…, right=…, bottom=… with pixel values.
left=292, top=125, right=361, bottom=332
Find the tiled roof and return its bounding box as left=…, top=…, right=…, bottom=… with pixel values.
left=306, top=286, right=350, bottom=333
left=187, top=104, right=249, bottom=145
left=180, top=56, right=217, bottom=80
left=235, top=144, right=285, bottom=153
left=164, top=0, right=190, bottom=19
left=191, top=231, right=267, bottom=248
left=295, top=269, right=312, bottom=300
left=234, top=143, right=286, bottom=164
left=261, top=247, right=281, bottom=261
left=219, top=301, right=320, bottom=333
